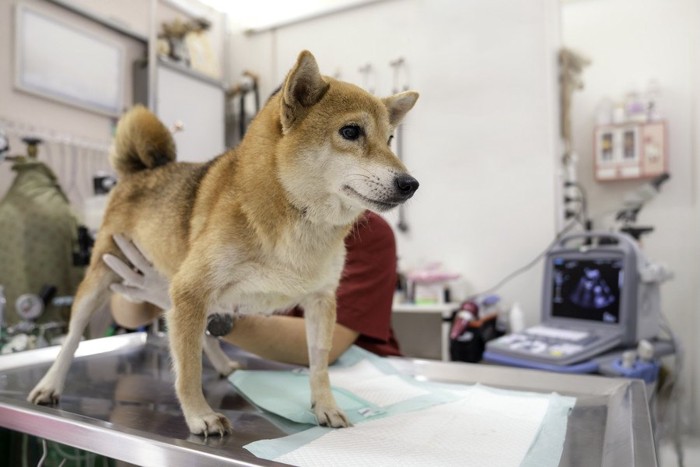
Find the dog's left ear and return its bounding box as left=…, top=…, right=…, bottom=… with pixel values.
left=382, top=91, right=419, bottom=126
left=281, top=50, right=330, bottom=132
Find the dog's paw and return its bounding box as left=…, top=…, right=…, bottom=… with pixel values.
left=28, top=385, right=61, bottom=405
left=186, top=412, right=233, bottom=437
left=313, top=403, right=352, bottom=428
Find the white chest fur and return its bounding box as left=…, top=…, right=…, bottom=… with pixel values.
left=212, top=223, right=347, bottom=315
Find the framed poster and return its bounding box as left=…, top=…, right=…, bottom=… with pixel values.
left=15, top=3, right=124, bottom=116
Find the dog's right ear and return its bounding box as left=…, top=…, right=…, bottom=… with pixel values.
left=281, top=50, right=329, bottom=132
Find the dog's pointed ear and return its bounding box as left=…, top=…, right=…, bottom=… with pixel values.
left=382, top=91, right=419, bottom=126
left=281, top=50, right=329, bottom=131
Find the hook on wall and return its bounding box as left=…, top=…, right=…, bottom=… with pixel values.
left=389, top=56, right=410, bottom=93
left=388, top=57, right=412, bottom=234
left=357, top=63, right=376, bottom=95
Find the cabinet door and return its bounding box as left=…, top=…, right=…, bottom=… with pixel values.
left=641, top=122, right=666, bottom=176
left=156, top=65, right=225, bottom=163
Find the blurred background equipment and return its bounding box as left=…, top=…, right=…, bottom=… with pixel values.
left=225, top=70, right=259, bottom=147
left=0, top=127, right=9, bottom=161
left=0, top=137, right=84, bottom=327
left=616, top=172, right=670, bottom=239
left=484, top=231, right=671, bottom=367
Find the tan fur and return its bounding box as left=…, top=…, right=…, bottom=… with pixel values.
left=28, top=51, right=419, bottom=436
left=109, top=106, right=176, bottom=177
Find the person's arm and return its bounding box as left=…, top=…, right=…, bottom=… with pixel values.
left=110, top=294, right=161, bottom=329
left=221, top=314, right=358, bottom=366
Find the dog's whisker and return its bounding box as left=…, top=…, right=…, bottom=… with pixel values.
left=354, top=167, right=377, bottom=178
left=345, top=174, right=369, bottom=179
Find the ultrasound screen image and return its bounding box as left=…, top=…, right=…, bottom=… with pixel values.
left=550, top=257, right=623, bottom=324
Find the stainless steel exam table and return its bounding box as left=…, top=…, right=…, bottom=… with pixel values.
left=0, top=332, right=656, bottom=466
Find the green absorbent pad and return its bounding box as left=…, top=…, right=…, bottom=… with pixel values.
left=230, top=346, right=575, bottom=467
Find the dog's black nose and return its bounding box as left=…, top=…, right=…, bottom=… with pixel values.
left=395, top=174, right=419, bottom=198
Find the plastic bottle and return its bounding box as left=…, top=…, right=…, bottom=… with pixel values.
left=509, top=302, right=525, bottom=333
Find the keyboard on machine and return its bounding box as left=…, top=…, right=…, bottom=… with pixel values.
left=496, top=325, right=601, bottom=359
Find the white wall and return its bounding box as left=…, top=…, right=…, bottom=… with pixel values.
left=228, top=0, right=562, bottom=323
left=562, top=0, right=700, bottom=432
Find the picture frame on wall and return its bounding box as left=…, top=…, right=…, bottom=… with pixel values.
left=14, top=3, right=124, bottom=117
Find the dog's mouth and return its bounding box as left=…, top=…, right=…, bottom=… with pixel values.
left=342, top=185, right=399, bottom=211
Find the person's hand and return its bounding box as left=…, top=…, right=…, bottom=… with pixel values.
left=102, top=234, right=172, bottom=310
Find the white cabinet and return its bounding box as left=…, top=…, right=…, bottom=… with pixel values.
left=392, top=303, right=458, bottom=361
left=594, top=121, right=668, bottom=181
left=156, top=61, right=226, bottom=163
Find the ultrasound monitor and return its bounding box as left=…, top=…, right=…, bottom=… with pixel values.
left=540, top=232, right=659, bottom=347
left=485, top=232, right=663, bottom=366
left=549, top=256, right=624, bottom=325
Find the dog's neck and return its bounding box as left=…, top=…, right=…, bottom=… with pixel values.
left=224, top=94, right=360, bottom=247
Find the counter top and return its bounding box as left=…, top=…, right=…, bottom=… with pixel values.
left=0, top=332, right=656, bottom=466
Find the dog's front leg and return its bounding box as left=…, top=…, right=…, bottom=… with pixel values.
left=168, top=276, right=232, bottom=436
left=301, top=292, right=351, bottom=428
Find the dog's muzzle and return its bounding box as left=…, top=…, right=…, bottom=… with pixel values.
left=395, top=174, right=420, bottom=200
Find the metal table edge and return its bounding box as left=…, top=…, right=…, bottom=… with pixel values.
left=0, top=397, right=271, bottom=467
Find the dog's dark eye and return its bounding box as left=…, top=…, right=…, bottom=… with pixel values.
left=339, top=125, right=362, bottom=141
left=387, top=135, right=394, bottom=146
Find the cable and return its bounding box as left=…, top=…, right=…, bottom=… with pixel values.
left=37, top=439, right=47, bottom=467
left=647, top=315, right=684, bottom=466
left=475, top=219, right=580, bottom=297
left=657, top=313, right=685, bottom=467
left=474, top=190, right=593, bottom=297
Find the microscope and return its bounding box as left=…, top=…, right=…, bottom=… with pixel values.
left=615, top=172, right=670, bottom=240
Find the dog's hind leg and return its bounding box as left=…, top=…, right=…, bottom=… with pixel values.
left=28, top=258, right=116, bottom=404
left=301, top=292, right=351, bottom=428
left=202, top=335, right=242, bottom=377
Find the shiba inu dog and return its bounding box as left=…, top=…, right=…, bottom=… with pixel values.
left=28, top=50, right=419, bottom=436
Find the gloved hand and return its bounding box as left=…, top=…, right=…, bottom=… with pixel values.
left=102, top=234, right=172, bottom=310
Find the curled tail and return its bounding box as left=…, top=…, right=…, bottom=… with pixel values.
left=110, top=105, right=176, bottom=177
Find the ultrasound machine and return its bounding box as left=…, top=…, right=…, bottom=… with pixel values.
left=484, top=231, right=671, bottom=369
